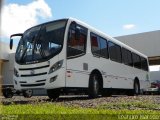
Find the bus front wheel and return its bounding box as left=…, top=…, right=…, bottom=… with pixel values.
left=2, top=88, right=14, bottom=98
left=88, top=74, right=100, bottom=98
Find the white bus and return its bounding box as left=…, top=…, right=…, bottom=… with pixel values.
left=10, top=18, right=150, bottom=99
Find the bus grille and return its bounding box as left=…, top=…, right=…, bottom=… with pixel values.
left=21, top=83, right=45, bottom=87
left=19, top=65, right=49, bottom=70
left=21, top=72, right=47, bottom=77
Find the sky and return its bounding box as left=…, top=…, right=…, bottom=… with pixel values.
left=1, top=0, right=160, bottom=71
left=1, top=0, right=160, bottom=41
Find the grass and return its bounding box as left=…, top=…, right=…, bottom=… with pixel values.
left=99, top=101, right=160, bottom=110
left=1, top=102, right=160, bottom=120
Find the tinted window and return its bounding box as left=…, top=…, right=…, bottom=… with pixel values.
left=132, top=53, right=141, bottom=69
left=99, top=37, right=109, bottom=58
left=141, top=57, right=149, bottom=71
left=91, top=34, right=101, bottom=55
left=67, top=22, right=87, bottom=58
left=91, top=33, right=108, bottom=58
left=122, top=48, right=133, bottom=66
left=108, top=41, right=122, bottom=63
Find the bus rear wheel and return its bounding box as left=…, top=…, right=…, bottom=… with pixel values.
left=128, top=80, right=140, bottom=96
left=88, top=74, right=100, bottom=98
left=134, top=81, right=140, bottom=95
left=47, top=89, right=60, bottom=100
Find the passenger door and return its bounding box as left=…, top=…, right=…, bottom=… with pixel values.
left=66, top=22, right=88, bottom=87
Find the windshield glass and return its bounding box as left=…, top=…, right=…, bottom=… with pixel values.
left=15, top=20, right=67, bottom=64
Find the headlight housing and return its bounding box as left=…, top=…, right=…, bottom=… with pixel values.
left=49, top=60, right=63, bottom=74
left=14, top=68, right=19, bottom=77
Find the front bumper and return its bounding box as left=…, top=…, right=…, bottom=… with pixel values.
left=14, top=68, right=65, bottom=90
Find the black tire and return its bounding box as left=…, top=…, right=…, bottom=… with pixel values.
left=2, top=88, right=14, bottom=98
left=23, top=90, right=33, bottom=98
left=47, top=89, right=60, bottom=100
left=128, top=81, right=140, bottom=96
left=88, top=74, right=100, bottom=98
left=134, top=81, right=140, bottom=95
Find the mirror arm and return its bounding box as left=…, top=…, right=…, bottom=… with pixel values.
left=10, top=33, right=23, bottom=38
left=10, top=33, right=23, bottom=50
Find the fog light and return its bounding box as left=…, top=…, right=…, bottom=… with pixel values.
left=50, top=75, right=57, bottom=83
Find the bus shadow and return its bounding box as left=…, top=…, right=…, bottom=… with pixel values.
left=1, top=95, right=90, bottom=105
left=2, top=99, right=33, bottom=105
left=2, top=94, right=128, bottom=105
left=46, top=95, right=89, bottom=102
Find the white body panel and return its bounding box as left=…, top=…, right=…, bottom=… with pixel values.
left=66, top=52, right=149, bottom=90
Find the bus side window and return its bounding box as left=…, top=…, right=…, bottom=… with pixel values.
left=122, top=47, right=133, bottom=66
left=108, top=41, right=122, bottom=63
left=132, top=53, right=141, bottom=69
left=91, top=33, right=101, bottom=56
left=141, top=57, right=149, bottom=71
left=99, top=37, right=109, bottom=58
left=91, top=33, right=109, bottom=58
left=67, top=23, right=87, bottom=58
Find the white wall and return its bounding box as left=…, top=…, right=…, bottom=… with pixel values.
left=150, top=71, right=160, bottom=81
left=2, top=53, right=15, bottom=85
left=0, top=41, right=16, bottom=85
left=0, top=41, right=16, bottom=60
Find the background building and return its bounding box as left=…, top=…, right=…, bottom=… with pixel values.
left=0, top=41, right=15, bottom=95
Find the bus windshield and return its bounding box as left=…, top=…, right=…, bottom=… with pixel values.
left=15, top=20, right=67, bottom=64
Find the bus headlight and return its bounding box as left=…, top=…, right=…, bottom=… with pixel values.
left=14, top=68, right=19, bottom=77
left=49, top=60, right=63, bottom=74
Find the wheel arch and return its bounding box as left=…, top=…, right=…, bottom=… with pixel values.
left=89, top=69, right=103, bottom=89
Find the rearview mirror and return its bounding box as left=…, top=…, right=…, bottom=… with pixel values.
left=10, top=33, right=23, bottom=50
left=10, top=39, right=13, bottom=50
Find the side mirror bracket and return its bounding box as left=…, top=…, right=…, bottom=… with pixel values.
left=10, top=33, right=23, bottom=50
